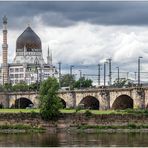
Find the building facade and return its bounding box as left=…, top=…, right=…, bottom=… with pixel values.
left=0, top=16, right=58, bottom=85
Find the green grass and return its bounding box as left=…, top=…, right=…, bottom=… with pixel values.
left=0, top=109, right=118, bottom=115
left=77, top=124, right=148, bottom=130
left=0, top=109, right=40, bottom=113
left=0, top=108, right=147, bottom=115
left=60, top=109, right=120, bottom=114
left=0, top=124, right=45, bottom=133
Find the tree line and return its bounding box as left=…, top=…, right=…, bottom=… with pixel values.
left=0, top=82, right=40, bottom=92
left=60, top=74, right=93, bottom=89
left=0, top=74, right=93, bottom=92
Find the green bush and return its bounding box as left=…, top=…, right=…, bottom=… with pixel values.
left=84, top=109, right=92, bottom=117
left=75, top=106, right=81, bottom=113
left=0, top=103, right=3, bottom=109
left=30, top=110, right=38, bottom=118
left=127, top=123, right=137, bottom=129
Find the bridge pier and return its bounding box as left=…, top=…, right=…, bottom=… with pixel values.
left=133, top=87, right=145, bottom=109
left=100, top=89, right=110, bottom=110
left=67, top=92, right=76, bottom=108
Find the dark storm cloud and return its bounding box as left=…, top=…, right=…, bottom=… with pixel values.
left=0, top=1, right=148, bottom=29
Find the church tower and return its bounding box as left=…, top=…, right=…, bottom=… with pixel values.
left=2, top=16, right=8, bottom=84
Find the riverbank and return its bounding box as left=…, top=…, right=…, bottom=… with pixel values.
left=71, top=124, right=148, bottom=133
left=0, top=124, right=45, bottom=133
left=0, top=111, right=147, bottom=133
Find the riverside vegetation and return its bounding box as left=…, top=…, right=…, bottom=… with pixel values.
left=0, top=77, right=148, bottom=133
left=0, top=124, right=45, bottom=133
left=0, top=108, right=148, bottom=133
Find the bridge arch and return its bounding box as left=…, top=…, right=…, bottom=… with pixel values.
left=59, top=98, right=66, bottom=108
left=112, top=95, right=133, bottom=110
left=14, top=97, right=33, bottom=109
left=78, top=96, right=99, bottom=110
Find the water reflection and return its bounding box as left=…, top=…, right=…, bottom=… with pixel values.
left=0, top=132, right=147, bottom=147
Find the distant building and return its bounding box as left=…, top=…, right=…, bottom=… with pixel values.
left=0, top=16, right=58, bottom=85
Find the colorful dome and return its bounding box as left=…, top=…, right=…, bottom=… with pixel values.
left=16, top=26, right=41, bottom=51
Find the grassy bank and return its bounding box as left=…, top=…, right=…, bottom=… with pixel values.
left=0, top=109, right=39, bottom=113
left=0, top=108, right=148, bottom=115
left=78, top=124, right=148, bottom=130
left=74, top=124, right=148, bottom=133
left=60, top=109, right=117, bottom=114
left=60, top=108, right=148, bottom=116
left=0, top=124, right=45, bottom=133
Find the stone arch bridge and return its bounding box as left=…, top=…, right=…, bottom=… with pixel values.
left=0, top=87, right=148, bottom=110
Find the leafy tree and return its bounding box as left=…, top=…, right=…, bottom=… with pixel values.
left=60, top=74, right=75, bottom=89
left=112, top=78, right=133, bottom=88
left=39, top=77, right=62, bottom=120
left=12, top=82, right=29, bottom=91
left=0, top=85, right=4, bottom=92
left=28, top=82, right=40, bottom=91
left=3, top=83, right=12, bottom=91
left=74, top=77, right=92, bottom=89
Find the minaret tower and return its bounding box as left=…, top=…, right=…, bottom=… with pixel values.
left=2, top=16, right=8, bottom=84
left=47, top=46, right=52, bottom=66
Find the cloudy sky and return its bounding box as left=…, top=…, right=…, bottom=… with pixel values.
left=1, top=1, right=148, bottom=84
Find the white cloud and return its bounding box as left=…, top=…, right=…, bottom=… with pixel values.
left=1, top=21, right=148, bottom=83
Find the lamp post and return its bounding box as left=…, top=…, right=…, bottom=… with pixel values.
left=138, top=56, right=143, bottom=86
left=116, top=67, right=119, bottom=86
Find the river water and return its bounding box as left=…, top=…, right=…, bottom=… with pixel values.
left=0, top=132, right=148, bottom=147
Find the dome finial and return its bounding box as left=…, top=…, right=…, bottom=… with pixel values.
left=3, top=15, right=7, bottom=24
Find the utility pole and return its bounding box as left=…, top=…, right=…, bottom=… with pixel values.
left=83, top=74, right=85, bottom=78
left=107, top=58, right=112, bottom=86
left=134, top=72, right=137, bottom=81
left=127, top=72, right=129, bottom=80
left=79, top=70, right=82, bottom=89
left=98, top=64, right=101, bottom=86
left=70, top=65, right=74, bottom=75
left=116, top=67, right=119, bottom=86
left=104, top=62, right=106, bottom=86
left=79, top=70, right=82, bottom=79
left=34, top=60, right=38, bottom=91
left=138, top=56, right=143, bottom=86
left=58, top=62, right=61, bottom=89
